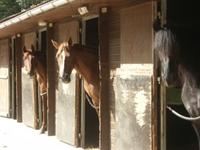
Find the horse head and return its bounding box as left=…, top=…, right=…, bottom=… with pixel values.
left=154, top=28, right=180, bottom=87
left=23, top=45, right=36, bottom=77
left=51, top=37, right=74, bottom=83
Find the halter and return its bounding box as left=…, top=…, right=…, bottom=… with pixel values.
left=85, top=93, right=99, bottom=109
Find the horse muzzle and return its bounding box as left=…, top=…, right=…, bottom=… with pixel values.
left=61, top=73, right=71, bottom=83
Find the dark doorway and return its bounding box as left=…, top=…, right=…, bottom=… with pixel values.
left=166, top=105, right=198, bottom=150
left=81, top=17, right=99, bottom=148
left=165, top=0, right=200, bottom=149
left=37, top=29, right=47, bottom=129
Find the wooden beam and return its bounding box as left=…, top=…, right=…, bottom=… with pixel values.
left=10, top=37, right=16, bottom=119
left=99, top=7, right=110, bottom=150
left=47, top=24, right=56, bottom=136
left=15, top=35, right=22, bottom=122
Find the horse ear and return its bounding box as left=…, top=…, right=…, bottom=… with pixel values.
left=68, top=37, right=72, bottom=46
left=23, top=46, right=27, bottom=53
left=31, top=44, right=35, bottom=52
left=51, top=39, right=59, bottom=49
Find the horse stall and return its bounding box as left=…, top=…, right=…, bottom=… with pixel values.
left=0, top=39, right=10, bottom=117
left=53, top=20, right=80, bottom=145
left=81, top=16, right=99, bottom=148
left=155, top=0, right=200, bottom=150
left=0, top=0, right=165, bottom=150
left=108, top=2, right=154, bottom=150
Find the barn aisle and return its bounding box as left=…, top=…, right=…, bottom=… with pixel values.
left=0, top=117, right=81, bottom=150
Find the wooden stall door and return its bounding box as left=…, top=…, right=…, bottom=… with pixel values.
left=55, top=20, right=79, bottom=145
left=0, top=39, right=10, bottom=117
left=22, top=32, right=37, bottom=128
left=114, top=2, right=154, bottom=150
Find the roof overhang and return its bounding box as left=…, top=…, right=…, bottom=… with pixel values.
left=0, top=0, right=136, bottom=39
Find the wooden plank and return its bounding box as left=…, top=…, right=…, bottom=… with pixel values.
left=152, top=44, right=160, bottom=150
left=15, top=35, right=22, bottom=122
left=47, top=25, right=56, bottom=136
left=10, top=37, right=16, bottom=119
left=99, top=7, right=110, bottom=150
left=75, top=74, right=81, bottom=146
left=120, top=2, right=153, bottom=64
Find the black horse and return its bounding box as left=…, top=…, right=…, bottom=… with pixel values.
left=154, top=21, right=200, bottom=149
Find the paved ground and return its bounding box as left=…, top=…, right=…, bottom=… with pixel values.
left=0, top=117, right=82, bottom=150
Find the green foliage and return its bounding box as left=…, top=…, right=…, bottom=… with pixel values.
left=0, top=0, right=48, bottom=20
left=0, top=0, right=20, bottom=19
left=17, top=0, right=48, bottom=10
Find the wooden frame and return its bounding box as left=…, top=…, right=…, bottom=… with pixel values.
left=15, top=35, right=22, bottom=122
left=99, top=7, right=110, bottom=150
left=10, top=37, right=16, bottom=119
left=47, top=24, right=56, bottom=135
left=80, top=15, right=100, bottom=148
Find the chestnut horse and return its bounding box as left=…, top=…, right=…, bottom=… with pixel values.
left=154, top=23, right=200, bottom=149
left=51, top=38, right=100, bottom=115
left=23, top=45, right=47, bottom=133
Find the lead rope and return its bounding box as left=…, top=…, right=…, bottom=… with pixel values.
left=40, top=92, right=47, bottom=97
left=167, top=106, right=200, bottom=121
left=85, top=93, right=99, bottom=109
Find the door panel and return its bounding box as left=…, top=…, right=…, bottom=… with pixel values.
left=56, top=72, right=76, bottom=144
left=55, top=20, right=79, bottom=145
left=22, top=32, right=37, bottom=128
left=0, top=39, right=10, bottom=117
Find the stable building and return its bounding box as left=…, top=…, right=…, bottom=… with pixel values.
left=1, top=0, right=197, bottom=150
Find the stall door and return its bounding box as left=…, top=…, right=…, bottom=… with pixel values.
left=0, top=39, right=10, bottom=117
left=55, top=21, right=79, bottom=145
left=22, top=32, right=37, bottom=128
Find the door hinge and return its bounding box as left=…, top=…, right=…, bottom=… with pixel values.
left=78, top=133, right=82, bottom=139
left=157, top=77, right=161, bottom=85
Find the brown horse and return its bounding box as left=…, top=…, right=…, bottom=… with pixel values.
left=51, top=38, right=100, bottom=115
left=23, top=45, right=47, bottom=133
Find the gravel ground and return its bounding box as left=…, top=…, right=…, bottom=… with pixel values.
left=0, top=117, right=82, bottom=150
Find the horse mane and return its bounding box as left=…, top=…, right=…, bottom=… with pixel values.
left=34, top=51, right=47, bottom=69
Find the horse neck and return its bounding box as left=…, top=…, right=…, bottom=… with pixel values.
left=73, top=49, right=98, bottom=83
left=35, top=59, right=47, bottom=91
left=179, top=65, right=198, bottom=88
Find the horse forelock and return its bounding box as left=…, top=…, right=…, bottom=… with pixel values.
left=56, top=43, right=69, bottom=58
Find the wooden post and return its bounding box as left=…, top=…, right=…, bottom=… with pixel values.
left=15, top=35, right=22, bottom=122
left=99, top=7, right=110, bottom=150
left=47, top=24, right=56, bottom=135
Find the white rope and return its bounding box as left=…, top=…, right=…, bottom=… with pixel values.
left=40, top=92, right=47, bottom=96
left=85, top=94, right=99, bottom=109
left=167, top=106, right=200, bottom=121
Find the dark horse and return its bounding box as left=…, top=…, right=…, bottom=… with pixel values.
left=23, top=45, right=47, bottom=133
left=51, top=38, right=100, bottom=116
left=154, top=22, right=200, bottom=149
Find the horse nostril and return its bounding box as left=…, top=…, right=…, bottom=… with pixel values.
left=62, top=73, right=71, bottom=82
